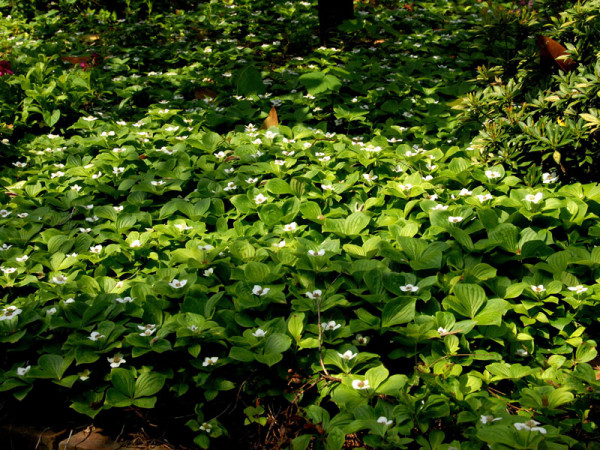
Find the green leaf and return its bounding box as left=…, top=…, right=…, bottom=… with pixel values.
left=444, top=284, right=486, bottom=318
left=299, top=71, right=341, bottom=94
left=576, top=341, right=598, bottom=363
left=264, top=333, right=292, bottom=354
left=288, top=313, right=305, bottom=341
left=236, top=66, right=265, bottom=96
left=244, top=261, right=271, bottom=283
left=366, top=365, right=388, bottom=391
left=134, top=372, right=166, bottom=398
left=382, top=298, right=416, bottom=327
left=266, top=178, right=293, bottom=195
left=258, top=204, right=284, bottom=226
left=229, top=346, right=255, bottom=362
left=111, top=368, right=135, bottom=398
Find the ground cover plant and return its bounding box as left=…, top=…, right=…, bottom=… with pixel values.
left=1, top=0, right=600, bottom=448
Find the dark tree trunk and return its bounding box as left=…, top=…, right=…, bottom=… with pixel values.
left=317, top=0, right=354, bottom=44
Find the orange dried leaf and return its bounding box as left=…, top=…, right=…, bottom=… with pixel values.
left=261, top=106, right=279, bottom=130
left=537, top=35, right=576, bottom=72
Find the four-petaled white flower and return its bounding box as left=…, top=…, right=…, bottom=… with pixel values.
left=338, top=350, right=357, bottom=360
left=273, top=240, right=286, bottom=248
left=0, top=209, right=12, bottom=217
left=169, top=279, right=187, bottom=289
left=198, top=244, right=214, bottom=251
left=306, top=290, right=322, bottom=300
left=363, top=174, right=378, bottom=182
left=203, top=268, right=214, bottom=277
left=516, top=348, right=528, bottom=356
left=448, top=216, right=464, bottom=223
left=89, top=331, right=105, bottom=341
left=16, top=255, right=29, bottom=263
left=480, top=415, right=502, bottom=424
left=151, top=180, right=165, bottom=186
left=254, top=193, right=268, bottom=204
left=438, top=327, right=448, bottom=335
left=90, top=245, right=102, bottom=254
left=18, top=212, right=29, bottom=218
left=46, top=307, right=57, bottom=315
left=321, top=184, right=334, bottom=191
left=477, top=194, right=493, bottom=203
left=432, top=204, right=448, bottom=210
left=531, top=285, right=545, bottom=293
left=568, top=285, right=588, bottom=294
left=525, top=193, right=543, bottom=204
left=203, top=356, right=219, bottom=367
left=174, top=224, right=193, bottom=231
left=308, top=249, right=325, bottom=257
left=284, top=222, right=297, bottom=232
left=1, top=267, right=16, bottom=274
left=0, top=243, right=12, bottom=251
left=485, top=170, right=501, bottom=179
left=514, top=420, right=546, bottom=434
left=52, top=274, right=68, bottom=284
left=352, top=379, right=370, bottom=390
left=17, top=365, right=31, bottom=376
left=199, top=422, right=212, bottom=432
left=130, top=240, right=141, bottom=248
left=543, top=172, right=558, bottom=184
left=107, top=354, right=126, bottom=368
left=400, top=284, right=419, bottom=293
left=355, top=334, right=369, bottom=345
left=246, top=177, right=258, bottom=184
left=252, top=328, right=267, bottom=338
left=252, top=285, right=270, bottom=296
left=398, top=183, right=412, bottom=190
left=459, top=188, right=472, bottom=196
left=377, top=417, right=393, bottom=426
left=0, top=305, right=22, bottom=320
left=322, top=321, right=341, bottom=331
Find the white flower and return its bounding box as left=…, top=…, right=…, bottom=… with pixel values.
left=224, top=181, right=237, bottom=191
left=273, top=240, right=286, bottom=248
left=254, top=193, right=268, bottom=204
left=398, top=183, right=412, bottom=191
left=321, top=184, right=334, bottom=191
left=525, top=193, right=543, bottom=204
left=17, top=366, right=31, bottom=376
left=116, top=296, right=133, bottom=303
left=80, top=228, right=92, bottom=233
left=199, top=422, right=212, bottom=432
left=477, top=194, right=493, bottom=202
left=246, top=177, right=258, bottom=184
left=438, top=327, right=448, bottom=335
left=306, top=290, right=322, bottom=300
left=52, top=274, right=68, bottom=284
left=71, top=184, right=82, bottom=192
left=169, top=279, right=187, bottom=289
left=203, top=268, right=214, bottom=277
left=46, top=307, right=57, bottom=315
left=198, top=244, right=214, bottom=251
left=202, top=356, right=219, bottom=367
left=17, top=213, right=28, bottom=218
left=107, top=354, right=126, bottom=368
left=0, top=209, right=12, bottom=217
left=284, top=222, right=297, bottom=231
left=151, top=180, right=165, bottom=186
left=64, top=298, right=75, bottom=304
left=459, top=188, right=472, bottom=196
left=531, top=285, right=545, bottom=293
left=92, top=171, right=102, bottom=179
left=83, top=116, right=97, bottom=122
left=174, top=224, right=193, bottom=231
left=13, top=161, right=27, bottom=168
left=485, top=170, right=501, bottom=179
left=363, top=174, right=378, bottom=182
left=355, top=334, right=369, bottom=345
left=448, top=216, right=464, bottom=223
left=352, top=379, right=370, bottom=390
left=400, top=284, right=419, bottom=293
left=112, top=147, right=126, bottom=153
left=308, top=249, right=325, bottom=257
left=252, top=285, right=270, bottom=296
left=214, top=151, right=227, bottom=159
left=139, top=328, right=156, bottom=337
left=0, top=305, right=22, bottom=320
left=112, top=167, right=125, bottom=175
left=1, top=267, right=16, bottom=274
left=16, top=255, right=29, bottom=263
left=130, top=239, right=141, bottom=248
left=89, top=331, right=105, bottom=341
left=252, top=328, right=267, bottom=338
left=516, top=348, right=528, bottom=356
left=480, top=415, right=502, bottom=424
left=377, top=417, right=393, bottom=426
left=322, top=321, right=341, bottom=331
left=90, top=245, right=102, bottom=254
left=0, top=243, right=12, bottom=251
left=432, top=204, right=448, bottom=210
left=338, top=350, right=357, bottom=360
left=514, top=420, right=546, bottom=434
left=543, top=172, right=558, bottom=183
left=568, top=285, right=588, bottom=294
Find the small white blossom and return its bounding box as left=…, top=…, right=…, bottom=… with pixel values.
left=514, top=420, right=546, bottom=434
left=252, top=328, right=267, bottom=338
left=568, top=285, right=588, bottom=294
left=352, top=379, right=370, bottom=390
left=107, top=354, right=126, bottom=368
left=525, top=193, right=543, bottom=204
left=169, top=279, right=187, bottom=289
left=90, top=245, right=102, bottom=254
left=254, top=193, right=268, bottom=204
left=252, top=285, right=270, bottom=296
left=480, top=415, right=502, bottom=424
left=130, top=240, right=141, bottom=248
left=308, top=249, right=325, bottom=257
left=321, top=321, right=341, bottom=331
left=52, top=274, right=68, bottom=284
left=338, top=350, right=357, bottom=360
left=202, top=356, right=219, bottom=367
left=305, top=290, right=322, bottom=300
left=531, top=285, right=545, bottom=293
left=377, top=417, right=393, bottom=426
left=485, top=170, right=501, bottom=179
left=400, top=284, right=419, bottom=293
left=448, top=216, right=464, bottom=223
left=89, top=331, right=105, bottom=341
